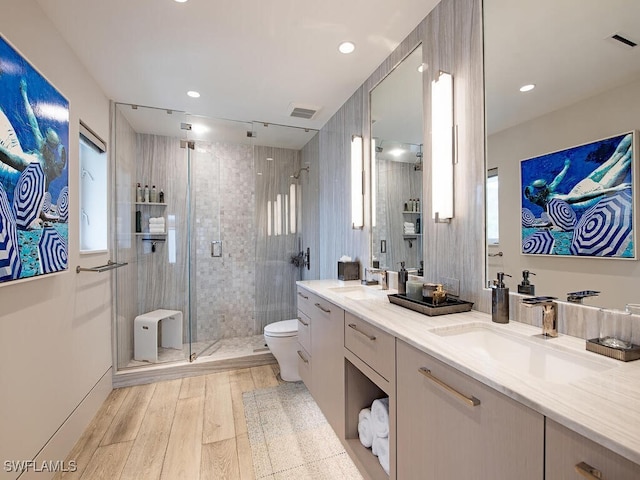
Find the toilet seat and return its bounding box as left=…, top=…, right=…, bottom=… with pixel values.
left=264, top=319, right=298, bottom=338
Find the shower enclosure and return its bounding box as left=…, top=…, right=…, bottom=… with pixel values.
left=112, top=104, right=317, bottom=371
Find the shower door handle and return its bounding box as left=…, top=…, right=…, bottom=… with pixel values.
left=211, top=241, right=222, bottom=257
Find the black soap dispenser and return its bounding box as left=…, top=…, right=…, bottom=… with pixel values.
left=492, top=272, right=511, bottom=324
left=398, top=261, right=408, bottom=295
left=517, top=270, right=536, bottom=295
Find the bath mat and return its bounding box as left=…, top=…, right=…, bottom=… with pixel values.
left=243, top=381, right=363, bottom=479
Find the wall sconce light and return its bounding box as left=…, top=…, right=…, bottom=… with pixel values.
left=371, top=138, right=377, bottom=227
left=431, top=71, right=455, bottom=223
left=351, top=134, right=364, bottom=229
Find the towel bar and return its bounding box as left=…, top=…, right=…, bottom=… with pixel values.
left=76, top=260, right=128, bottom=273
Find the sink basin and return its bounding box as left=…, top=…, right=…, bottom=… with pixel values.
left=431, top=323, right=614, bottom=384
left=328, top=285, right=382, bottom=300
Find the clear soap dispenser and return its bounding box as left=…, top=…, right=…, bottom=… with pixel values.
left=492, top=272, right=511, bottom=324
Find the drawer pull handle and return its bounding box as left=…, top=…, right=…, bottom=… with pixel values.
left=575, top=462, right=604, bottom=480
left=297, top=350, right=309, bottom=364
left=348, top=323, right=376, bottom=341
left=314, top=302, right=331, bottom=313
left=297, top=292, right=309, bottom=300
left=418, top=367, right=480, bottom=407
left=297, top=317, right=309, bottom=327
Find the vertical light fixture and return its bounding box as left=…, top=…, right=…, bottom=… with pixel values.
left=351, top=134, right=364, bottom=229
left=431, top=71, right=454, bottom=223
left=371, top=138, right=377, bottom=227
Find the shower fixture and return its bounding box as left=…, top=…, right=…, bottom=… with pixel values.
left=291, top=165, right=310, bottom=179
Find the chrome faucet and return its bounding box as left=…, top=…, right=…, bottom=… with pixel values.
left=364, top=268, right=388, bottom=290
left=522, top=296, right=558, bottom=338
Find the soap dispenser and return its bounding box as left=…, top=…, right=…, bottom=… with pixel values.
left=517, top=270, right=536, bottom=295
left=398, top=261, right=408, bottom=295
left=492, top=272, right=511, bottom=324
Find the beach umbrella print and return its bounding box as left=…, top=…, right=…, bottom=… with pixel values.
left=522, top=208, right=537, bottom=228
left=0, top=184, right=21, bottom=281
left=546, top=198, right=577, bottom=231
left=38, top=227, right=68, bottom=274
left=570, top=191, right=633, bottom=257
left=57, top=186, right=69, bottom=222
left=523, top=230, right=555, bottom=254
left=42, top=191, right=52, bottom=213
left=13, top=162, right=45, bottom=229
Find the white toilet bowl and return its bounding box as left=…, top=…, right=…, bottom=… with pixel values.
left=264, top=319, right=301, bottom=382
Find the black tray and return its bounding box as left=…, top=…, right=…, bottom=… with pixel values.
left=388, top=294, right=474, bottom=316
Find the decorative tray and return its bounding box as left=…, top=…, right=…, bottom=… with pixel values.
left=387, top=294, right=474, bottom=316
left=586, top=338, right=640, bottom=362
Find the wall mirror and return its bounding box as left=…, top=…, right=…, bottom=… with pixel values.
left=370, top=45, right=424, bottom=273
left=485, top=0, right=640, bottom=309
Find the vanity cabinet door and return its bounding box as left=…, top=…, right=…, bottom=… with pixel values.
left=396, top=340, right=544, bottom=480
left=298, top=288, right=345, bottom=438
left=545, top=419, right=640, bottom=480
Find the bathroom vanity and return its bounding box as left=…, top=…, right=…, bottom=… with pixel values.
left=297, top=279, right=640, bottom=480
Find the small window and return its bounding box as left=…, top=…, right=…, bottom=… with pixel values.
left=486, top=168, right=499, bottom=245
left=79, top=122, right=108, bottom=253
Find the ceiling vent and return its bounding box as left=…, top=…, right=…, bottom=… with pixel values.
left=287, top=102, right=320, bottom=120
left=608, top=32, right=637, bottom=48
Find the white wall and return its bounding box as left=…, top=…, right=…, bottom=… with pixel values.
left=0, top=2, right=111, bottom=479
left=488, top=79, right=640, bottom=309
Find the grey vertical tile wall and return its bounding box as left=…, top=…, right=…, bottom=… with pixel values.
left=301, top=134, right=320, bottom=280
left=113, top=107, right=138, bottom=369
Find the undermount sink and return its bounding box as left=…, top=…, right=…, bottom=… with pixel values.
left=431, top=323, right=615, bottom=384
left=328, top=285, right=382, bottom=300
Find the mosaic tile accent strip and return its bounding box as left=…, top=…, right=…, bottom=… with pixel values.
left=243, top=382, right=362, bottom=480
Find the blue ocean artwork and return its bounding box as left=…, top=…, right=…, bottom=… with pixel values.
left=520, top=133, right=634, bottom=258
left=0, top=35, right=69, bottom=283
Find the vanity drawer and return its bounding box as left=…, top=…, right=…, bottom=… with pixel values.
left=344, top=312, right=395, bottom=381
left=297, top=310, right=311, bottom=352
left=296, top=345, right=312, bottom=390
left=296, top=287, right=314, bottom=317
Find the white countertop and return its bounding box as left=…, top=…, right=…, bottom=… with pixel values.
left=297, top=279, right=640, bottom=465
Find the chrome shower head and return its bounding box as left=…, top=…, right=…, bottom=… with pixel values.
left=291, top=165, right=310, bottom=179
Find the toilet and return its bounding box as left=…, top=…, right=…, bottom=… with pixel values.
left=264, top=319, right=301, bottom=382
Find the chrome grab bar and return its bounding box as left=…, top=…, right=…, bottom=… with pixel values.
left=76, top=260, right=128, bottom=274
left=488, top=251, right=503, bottom=257
left=418, top=367, right=480, bottom=407
left=348, top=323, right=376, bottom=341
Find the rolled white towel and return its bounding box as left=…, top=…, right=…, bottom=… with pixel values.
left=358, top=408, right=374, bottom=448
left=149, top=217, right=165, bottom=225
left=370, top=397, right=389, bottom=438
left=373, top=435, right=390, bottom=475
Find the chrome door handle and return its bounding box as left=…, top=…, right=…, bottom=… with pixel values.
left=418, top=367, right=480, bottom=407
left=297, top=316, right=309, bottom=327
left=348, top=323, right=376, bottom=341
left=297, top=350, right=309, bottom=364
left=314, top=303, right=330, bottom=313
left=575, top=462, right=604, bottom=480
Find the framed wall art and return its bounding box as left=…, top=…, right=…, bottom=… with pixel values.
left=0, top=35, right=69, bottom=284
left=520, top=131, right=635, bottom=259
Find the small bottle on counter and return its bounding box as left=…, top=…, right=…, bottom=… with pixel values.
left=159, top=189, right=165, bottom=203
left=150, top=185, right=157, bottom=203
left=144, top=185, right=150, bottom=203
left=136, top=183, right=143, bottom=202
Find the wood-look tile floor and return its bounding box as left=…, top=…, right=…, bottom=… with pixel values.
left=54, top=364, right=282, bottom=480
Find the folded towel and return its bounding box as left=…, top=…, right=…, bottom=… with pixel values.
left=149, top=227, right=165, bottom=233
left=370, top=397, right=389, bottom=438
left=403, top=222, right=415, bottom=227
left=403, top=228, right=415, bottom=233
left=149, top=217, right=165, bottom=224
left=373, top=435, right=390, bottom=474
left=358, top=408, right=374, bottom=448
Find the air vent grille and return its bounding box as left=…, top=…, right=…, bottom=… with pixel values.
left=610, top=33, right=637, bottom=48
left=287, top=102, right=320, bottom=120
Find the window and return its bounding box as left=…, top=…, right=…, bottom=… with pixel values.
left=486, top=168, right=499, bottom=245
left=79, top=122, right=108, bottom=252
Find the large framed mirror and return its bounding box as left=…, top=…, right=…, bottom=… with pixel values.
left=370, top=45, right=424, bottom=273
left=484, top=0, right=640, bottom=309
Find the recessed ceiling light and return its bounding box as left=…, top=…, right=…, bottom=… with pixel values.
left=519, top=84, right=535, bottom=92
left=191, top=123, right=209, bottom=134
left=338, top=41, right=356, bottom=54
left=174, top=0, right=188, bottom=3
left=266, top=157, right=274, bottom=161
left=187, top=90, right=200, bottom=98
left=417, top=63, right=427, bottom=73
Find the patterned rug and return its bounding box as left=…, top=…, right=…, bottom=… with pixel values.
left=243, top=382, right=363, bottom=479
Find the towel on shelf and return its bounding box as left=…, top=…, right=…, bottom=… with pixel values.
left=373, top=435, right=390, bottom=475
left=149, top=217, right=165, bottom=225
left=370, top=397, right=390, bottom=438
left=357, top=408, right=374, bottom=448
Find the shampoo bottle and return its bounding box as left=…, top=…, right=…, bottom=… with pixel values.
left=398, top=261, right=408, bottom=295
left=136, top=183, right=143, bottom=202
left=150, top=185, right=157, bottom=203
left=159, top=189, right=165, bottom=203
left=491, top=272, right=511, bottom=324
left=144, top=185, right=150, bottom=203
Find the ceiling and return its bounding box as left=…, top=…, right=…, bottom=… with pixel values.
left=35, top=0, right=440, bottom=144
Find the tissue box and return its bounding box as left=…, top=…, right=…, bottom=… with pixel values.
left=338, top=261, right=360, bottom=281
